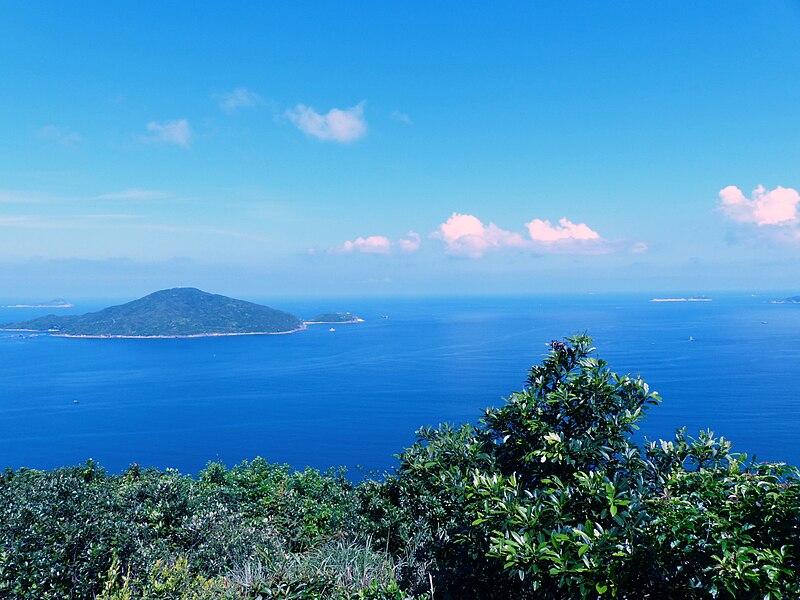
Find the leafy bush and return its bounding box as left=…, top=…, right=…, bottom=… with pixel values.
left=644, top=429, right=800, bottom=597
left=0, top=460, right=369, bottom=598
left=365, top=335, right=800, bottom=598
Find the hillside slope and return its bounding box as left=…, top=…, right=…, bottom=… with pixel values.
left=2, top=288, right=304, bottom=336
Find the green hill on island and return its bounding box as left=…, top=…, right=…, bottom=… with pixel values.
left=2, top=288, right=304, bottom=337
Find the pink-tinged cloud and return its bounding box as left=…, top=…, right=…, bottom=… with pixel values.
left=398, top=231, right=421, bottom=253
left=527, top=217, right=600, bottom=242
left=334, top=235, right=392, bottom=254
left=433, top=213, right=612, bottom=257
left=718, top=185, right=800, bottom=226
left=286, top=102, right=367, bottom=143
left=432, top=213, right=527, bottom=258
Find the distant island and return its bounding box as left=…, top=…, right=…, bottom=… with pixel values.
left=649, top=296, right=712, bottom=303
left=305, top=312, right=364, bottom=324
left=1, top=288, right=311, bottom=338
left=3, top=298, right=74, bottom=309
left=770, top=295, right=800, bottom=304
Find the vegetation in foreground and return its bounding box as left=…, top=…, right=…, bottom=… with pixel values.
left=1, top=335, right=798, bottom=598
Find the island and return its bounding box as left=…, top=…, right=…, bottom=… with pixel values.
left=3, top=298, right=74, bottom=309
left=771, top=295, right=800, bottom=304
left=1, top=288, right=306, bottom=337
left=649, top=296, right=712, bottom=302
left=305, top=312, right=364, bottom=324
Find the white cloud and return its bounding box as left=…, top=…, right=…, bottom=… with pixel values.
left=327, top=231, right=421, bottom=255
left=432, top=213, right=611, bottom=258
left=332, top=235, right=392, bottom=254
left=94, top=189, right=167, bottom=200
left=527, top=217, right=600, bottom=242
left=38, top=125, right=82, bottom=145
left=432, top=213, right=526, bottom=258
left=143, top=119, right=192, bottom=147
left=719, top=185, right=800, bottom=226
left=398, top=231, right=421, bottom=253
left=286, top=102, right=367, bottom=143
left=214, top=87, right=263, bottom=112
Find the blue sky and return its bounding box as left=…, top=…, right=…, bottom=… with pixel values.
left=2, top=2, right=800, bottom=299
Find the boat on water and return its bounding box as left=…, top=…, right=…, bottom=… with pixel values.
left=328, top=327, right=336, bottom=332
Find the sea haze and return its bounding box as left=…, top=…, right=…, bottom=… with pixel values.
left=1, top=293, right=798, bottom=475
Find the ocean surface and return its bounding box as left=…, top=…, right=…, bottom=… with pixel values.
left=1, top=293, right=799, bottom=477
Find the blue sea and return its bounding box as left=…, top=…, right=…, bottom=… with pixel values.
left=1, top=293, right=799, bottom=476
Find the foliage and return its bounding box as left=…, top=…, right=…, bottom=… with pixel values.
left=0, top=459, right=413, bottom=598
left=1, top=334, right=799, bottom=598
left=366, top=335, right=800, bottom=598
left=643, top=430, right=800, bottom=597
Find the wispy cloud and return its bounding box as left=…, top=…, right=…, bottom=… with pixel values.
left=94, top=189, right=168, bottom=201
left=286, top=102, right=367, bottom=143
left=214, top=87, right=263, bottom=112
left=142, top=119, right=192, bottom=147
left=432, top=213, right=614, bottom=258
left=719, top=185, right=800, bottom=227
left=391, top=110, right=412, bottom=125
left=0, top=215, right=66, bottom=229
left=0, top=213, right=140, bottom=229
left=38, top=125, right=83, bottom=146
left=143, top=223, right=269, bottom=242
left=84, top=213, right=137, bottom=220
left=0, top=190, right=53, bottom=204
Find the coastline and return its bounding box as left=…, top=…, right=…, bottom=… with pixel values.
left=0, top=317, right=366, bottom=339
left=303, top=318, right=365, bottom=325
left=0, top=324, right=309, bottom=339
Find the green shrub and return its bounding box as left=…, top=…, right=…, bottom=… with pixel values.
left=364, top=335, right=800, bottom=598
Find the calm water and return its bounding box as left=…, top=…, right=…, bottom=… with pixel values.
left=1, top=294, right=798, bottom=476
